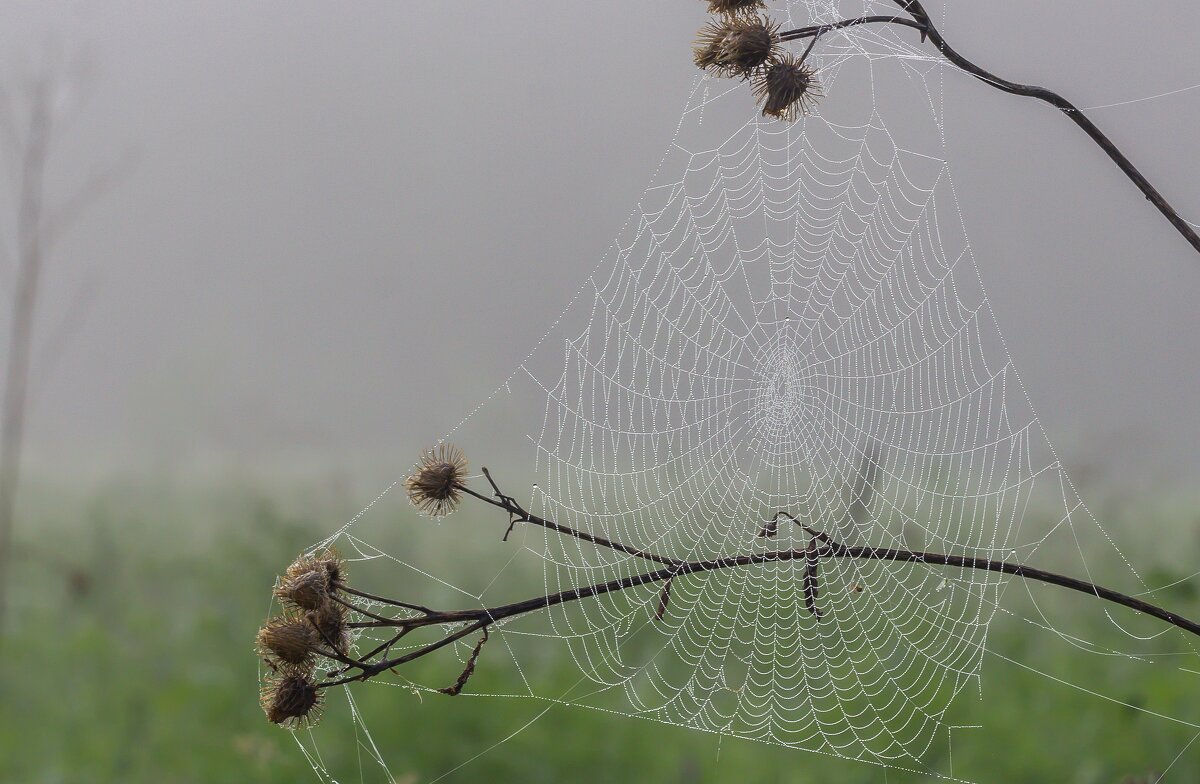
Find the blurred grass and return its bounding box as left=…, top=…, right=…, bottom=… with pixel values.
left=0, top=474, right=1197, bottom=783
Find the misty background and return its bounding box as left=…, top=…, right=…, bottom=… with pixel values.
left=2, top=0, right=1198, bottom=489
left=1, top=3, right=1198, bottom=782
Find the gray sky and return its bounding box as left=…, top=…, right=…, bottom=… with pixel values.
left=1, top=1, right=1198, bottom=484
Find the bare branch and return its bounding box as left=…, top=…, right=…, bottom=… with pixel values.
left=0, top=55, right=120, bottom=638
left=773, top=4, right=1200, bottom=256
left=307, top=478, right=1200, bottom=692
left=438, top=627, right=490, bottom=696
left=0, top=72, right=53, bottom=636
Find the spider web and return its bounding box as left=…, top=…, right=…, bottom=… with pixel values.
left=283, top=2, right=1200, bottom=780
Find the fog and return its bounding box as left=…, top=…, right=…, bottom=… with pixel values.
left=1, top=1, right=1197, bottom=485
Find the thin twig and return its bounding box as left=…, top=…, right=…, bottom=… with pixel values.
left=319, top=620, right=488, bottom=688
left=777, top=15, right=926, bottom=43
left=323, top=533, right=1200, bottom=687
left=438, top=627, right=490, bottom=696
left=458, top=475, right=681, bottom=567
left=776, top=4, right=1200, bottom=256
left=337, top=584, right=433, bottom=616
left=0, top=74, right=51, bottom=638
left=328, top=593, right=402, bottom=625
left=655, top=578, right=674, bottom=621
left=802, top=538, right=822, bottom=619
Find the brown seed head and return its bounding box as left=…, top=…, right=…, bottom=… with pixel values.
left=754, top=53, right=821, bottom=121
left=694, top=18, right=733, bottom=72
left=256, top=615, right=320, bottom=666
left=694, top=16, right=779, bottom=79
left=261, top=670, right=323, bottom=728
left=285, top=548, right=346, bottom=586
left=275, top=567, right=329, bottom=611
left=320, top=552, right=346, bottom=586
left=706, top=0, right=766, bottom=16
left=405, top=443, right=468, bottom=518
left=307, top=601, right=352, bottom=654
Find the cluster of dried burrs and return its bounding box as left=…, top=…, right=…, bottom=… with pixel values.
left=694, top=0, right=822, bottom=121
left=255, top=444, right=484, bottom=728
left=255, top=549, right=350, bottom=727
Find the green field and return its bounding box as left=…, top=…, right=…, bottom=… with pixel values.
left=1, top=473, right=1197, bottom=783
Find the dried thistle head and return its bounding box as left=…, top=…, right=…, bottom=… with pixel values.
left=694, top=18, right=733, bottom=72
left=256, top=614, right=320, bottom=667
left=307, top=601, right=351, bottom=654
left=275, top=548, right=346, bottom=610
left=694, top=15, right=779, bottom=79
left=261, top=669, right=323, bottom=728
left=754, top=53, right=821, bottom=121
left=319, top=551, right=346, bottom=586
left=718, top=15, right=779, bottom=77
left=706, top=0, right=766, bottom=16
left=275, top=567, right=329, bottom=611
left=405, top=443, right=467, bottom=518
left=285, top=548, right=345, bottom=586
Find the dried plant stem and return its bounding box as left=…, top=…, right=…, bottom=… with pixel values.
left=0, top=62, right=126, bottom=639
left=0, top=77, right=51, bottom=638
left=461, top=468, right=682, bottom=567
left=317, top=473, right=1200, bottom=690
left=777, top=2, right=1200, bottom=256
left=777, top=15, right=925, bottom=43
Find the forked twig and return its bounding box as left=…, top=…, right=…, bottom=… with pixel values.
left=438, top=627, right=490, bottom=696
left=774, top=1, right=1200, bottom=255
left=304, top=480, right=1200, bottom=693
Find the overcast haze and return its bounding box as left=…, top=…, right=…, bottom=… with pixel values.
left=1, top=1, right=1197, bottom=486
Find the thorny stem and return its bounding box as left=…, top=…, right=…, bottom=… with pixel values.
left=459, top=469, right=681, bottom=567
left=315, top=472, right=1200, bottom=691
left=777, top=3, right=1200, bottom=257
